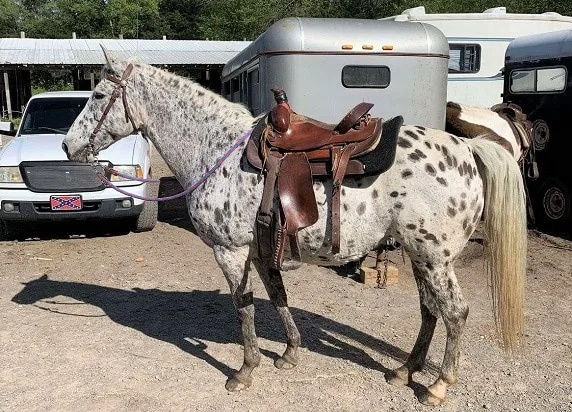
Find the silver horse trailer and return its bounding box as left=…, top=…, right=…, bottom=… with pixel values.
left=221, top=17, right=449, bottom=129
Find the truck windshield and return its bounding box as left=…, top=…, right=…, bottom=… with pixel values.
left=19, top=97, right=88, bottom=135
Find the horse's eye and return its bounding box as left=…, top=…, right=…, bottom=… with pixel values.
left=93, top=92, right=105, bottom=100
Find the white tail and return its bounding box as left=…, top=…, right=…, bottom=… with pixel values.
left=467, top=138, right=527, bottom=351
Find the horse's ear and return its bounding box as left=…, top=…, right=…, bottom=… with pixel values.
left=100, top=44, right=121, bottom=72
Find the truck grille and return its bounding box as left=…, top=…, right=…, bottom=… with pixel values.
left=20, top=161, right=107, bottom=193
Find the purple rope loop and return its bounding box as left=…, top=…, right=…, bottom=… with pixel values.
left=96, top=129, right=252, bottom=202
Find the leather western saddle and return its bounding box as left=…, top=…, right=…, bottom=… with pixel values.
left=246, top=89, right=402, bottom=270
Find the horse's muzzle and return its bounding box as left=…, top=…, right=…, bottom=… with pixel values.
left=61, top=142, right=70, bottom=158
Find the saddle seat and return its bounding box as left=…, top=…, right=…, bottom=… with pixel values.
left=247, top=89, right=402, bottom=270
left=268, top=93, right=379, bottom=152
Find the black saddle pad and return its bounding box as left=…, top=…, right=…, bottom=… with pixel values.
left=359, top=115, right=403, bottom=175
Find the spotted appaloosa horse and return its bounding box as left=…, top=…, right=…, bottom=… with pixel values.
left=62, top=51, right=527, bottom=406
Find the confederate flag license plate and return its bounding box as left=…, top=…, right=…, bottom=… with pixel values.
left=50, top=195, right=83, bottom=211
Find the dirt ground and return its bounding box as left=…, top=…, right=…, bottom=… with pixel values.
left=1, top=150, right=571, bottom=412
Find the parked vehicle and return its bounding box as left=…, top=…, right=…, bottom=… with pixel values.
left=382, top=6, right=572, bottom=108
left=0, top=91, right=158, bottom=239
left=502, top=29, right=572, bottom=230
left=221, top=17, right=449, bottom=129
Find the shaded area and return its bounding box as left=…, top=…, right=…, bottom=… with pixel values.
left=156, top=176, right=195, bottom=233
left=11, top=275, right=440, bottom=383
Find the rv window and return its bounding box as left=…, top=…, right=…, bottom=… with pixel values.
left=448, top=44, right=480, bottom=73
left=536, top=67, right=566, bottom=92
left=342, top=66, right=390, bottom=88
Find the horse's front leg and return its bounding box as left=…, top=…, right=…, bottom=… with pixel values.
left=213, top=245, right=260, bottom=391
left=253, top=259, right=301, bottom=369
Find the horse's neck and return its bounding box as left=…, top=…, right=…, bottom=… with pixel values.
left=136, top=72, right=254, bottom=183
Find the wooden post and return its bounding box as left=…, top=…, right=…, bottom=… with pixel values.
left=90, top=72, right=95, bottom=90
left=3, top=71, right=12, bottom=120
left=358, top=249, right=399, bottom=287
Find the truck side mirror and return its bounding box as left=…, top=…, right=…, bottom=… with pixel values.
left=0, top=121, right=16, bottom=136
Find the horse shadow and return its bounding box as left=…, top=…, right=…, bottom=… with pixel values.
left=11, top=274, right=437, bottom=396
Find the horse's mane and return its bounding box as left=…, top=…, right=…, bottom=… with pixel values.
left=103, top=59, right=253, bottom=118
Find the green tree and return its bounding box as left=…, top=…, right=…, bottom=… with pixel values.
left=0, top=0, right=21, bottom=37
left=103, top=0, right=161, bottom=38
left=159, top=0, right=202, bottom=39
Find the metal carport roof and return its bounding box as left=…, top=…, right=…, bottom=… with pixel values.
left=0, top=38, right=252, bottom=68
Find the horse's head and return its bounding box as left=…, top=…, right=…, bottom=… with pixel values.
left=12, top=274, right=57, bottom=305
left=62, top=48, right=140, bottom=163
left=446, top=101, right=533, bottom=163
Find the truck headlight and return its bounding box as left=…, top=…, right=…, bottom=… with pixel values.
left=0, top=166, right=23, bottom=183
left=109, top=165, right=143, bottom=181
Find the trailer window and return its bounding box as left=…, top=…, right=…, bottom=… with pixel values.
left=231, top=77, right=240, bottom=102
left=223, top=81, right=231, bottom=99
left=510, top=67, right=566, bottom=93
left=536, top=67, right=566, bottom=92
left=448, top=44, right=480, bottom=73
left=342, top=66, right=390, bottom=88
left=510, top=70, right=535, bottom=93
left=247, top=68, right=260, bottom=115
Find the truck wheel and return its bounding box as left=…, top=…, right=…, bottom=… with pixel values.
left=133, top=180, right=158, bottom=233
left=536, top=177, right=572, bottom=231
left=0, top=220, right=7, bottom=241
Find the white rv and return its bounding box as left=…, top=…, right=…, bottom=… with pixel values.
left=382, top=6, right=572, bottom=107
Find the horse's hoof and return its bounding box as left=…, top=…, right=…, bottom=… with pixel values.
left=385, top=367, right=410, bottom=386
left=274, top=354, right=297, bottom=369
left=225, top=375, right=252, bottom=392
left=419, top=390, right=445, bottom=406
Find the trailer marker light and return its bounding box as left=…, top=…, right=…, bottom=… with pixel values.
left=341, top=44, right=353, bottom=50
left=382, top=45, right=394, bottom=50
left=362, top=44, right=374, bottom=50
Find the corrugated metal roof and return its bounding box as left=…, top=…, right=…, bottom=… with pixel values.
left=0, top=38, right=251, bottom=66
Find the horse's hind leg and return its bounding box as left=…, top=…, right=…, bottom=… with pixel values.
left=387, top=265, right=438, bottom=386
left=254, top=260, right=301, bottom=369
left=213, top=245, right=261, bottom=392
left=421, top=264, right=469, bottom=406
left=388, top=261, right=468, bottom=406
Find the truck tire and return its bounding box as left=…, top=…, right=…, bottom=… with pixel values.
left=0, top=220, right=7, bottom=241
left=535, top=177, right=572, bottom=231
left=133, top=180, right=159, bottom=233
left=0, top=220, right=22, bottom=241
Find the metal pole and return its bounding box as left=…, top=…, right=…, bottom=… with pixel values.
left=90, top=72, right=95, bottom=90
left=3, top=71, right=12, bottom=121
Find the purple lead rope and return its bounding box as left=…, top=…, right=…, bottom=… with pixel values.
left=95, top=129, right=253, bottom=202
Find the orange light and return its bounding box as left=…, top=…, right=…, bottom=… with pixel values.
left=382, top=45, right=394, bottom=50
left=341, top=44, right=353, bottom=50
left=362, top=44, right=374, bottom=50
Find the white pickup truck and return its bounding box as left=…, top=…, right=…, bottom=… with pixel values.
left=0, top=91, right=158, bottom=239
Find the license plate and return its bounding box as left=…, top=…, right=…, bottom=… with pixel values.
left=50, top=195, right=83, bottom=211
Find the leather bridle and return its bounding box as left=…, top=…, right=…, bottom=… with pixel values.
left=88, top=63, right=137, bottom=159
